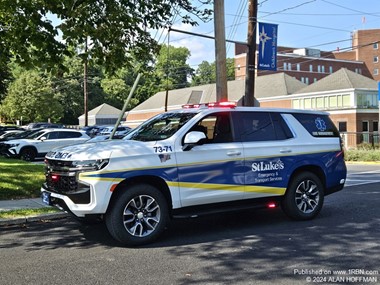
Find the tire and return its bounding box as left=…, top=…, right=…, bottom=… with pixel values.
left=105, top=184, right=169, bottom=246
left=282, top=172, right=324, bottom=220
left=20, top=147, right=37, bottom=161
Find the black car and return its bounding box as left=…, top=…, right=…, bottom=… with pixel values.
left=0, top=128, right=43, bottom=142
left=0, top=126, right=21, bottom=136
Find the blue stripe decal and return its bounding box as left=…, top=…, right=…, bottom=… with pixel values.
left=80, top=151, right=345, bottom=190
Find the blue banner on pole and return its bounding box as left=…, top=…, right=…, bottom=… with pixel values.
left=258, top=22, right=278, bottom=71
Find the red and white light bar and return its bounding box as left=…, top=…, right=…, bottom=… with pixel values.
left=182, top=101, right=237, bottom=109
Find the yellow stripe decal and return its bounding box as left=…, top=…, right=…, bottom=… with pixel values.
left=168, top=181, right=286, bottom=195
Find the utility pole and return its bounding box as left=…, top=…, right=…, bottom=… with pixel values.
left=214, top=0, right=228, bottom=102
left=84, top=38, right=88, bottom=126
left=244, top=0, right=258, bottom=106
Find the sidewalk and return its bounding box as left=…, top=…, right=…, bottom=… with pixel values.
left=0, top=198, right=68, bottom=226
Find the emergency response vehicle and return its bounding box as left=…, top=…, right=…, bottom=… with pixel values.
left=41, top=103, right=347, bottom=246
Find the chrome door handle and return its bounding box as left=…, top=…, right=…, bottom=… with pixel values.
left=227, top=151, right=242, bottom=156
left=280, top=149, right=292, bottom=153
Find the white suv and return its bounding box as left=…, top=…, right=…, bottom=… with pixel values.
left=41, top=103, right=347, bottom=246
left=2, top=128, right=90, bottom=161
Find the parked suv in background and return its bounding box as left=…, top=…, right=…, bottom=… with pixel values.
left=2, top=128, right=89, bottom=161
left=41, top=103, right=347, bottom=246
left=0, top=125, right=21, bottom=136
left=24, top=122, right=64, bottom=130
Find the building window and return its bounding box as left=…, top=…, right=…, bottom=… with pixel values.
left=309, top=64, right=313, bottom=72
left=373, top=121, right=379, bottom=132
left=342, top=94, right=351, bottom=107
left=317, top=65, right=321, bottom=73
left=329, top=66, right=333, bottom=73
left=374, top=42, right=379, bottom=49
left=316, top=97, right=324, bottom=109
left=362, top=121, right=369, bottom=132
left=283, top=62, right=287, bottom=70
left=357, top=93, right=378, bottom=108
left=314, top=78, right=317, bottom=83
left=374, top=68, right=379, bottom=75
left=304, top=98, right=312, bottom=108
left=329, top=96, right=337, bottom=108
left=305, top=77, right=309, bottom=85
left=338, top=122, right=347, bottom=132
left=374, top=56, right=379, bottom=63
left=288, top=63, right=292, bottom=70
left=321, top=65, right=325, bottom=73
left=301, top=77, right=305, bottom=83
left=297, top=63, right=301, bottom=71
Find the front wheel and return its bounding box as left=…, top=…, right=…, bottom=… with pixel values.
left=105, top=184, right=169, bottom=246
left=282, top=172, right=324, bottom=220
left=20, top=147, right=37, bottom=161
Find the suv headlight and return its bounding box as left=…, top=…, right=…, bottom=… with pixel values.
left=72, top=159, right=109, bottom=171
left=8, top=143, right=20, bottom=148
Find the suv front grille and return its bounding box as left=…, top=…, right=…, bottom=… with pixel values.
left=44, top=158, right=91, bottom=204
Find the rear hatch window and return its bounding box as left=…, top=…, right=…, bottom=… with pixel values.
left=292, top=113, right=340, bottom=137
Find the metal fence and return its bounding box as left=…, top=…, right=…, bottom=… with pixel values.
left=340, top=132, right=379, bottom=149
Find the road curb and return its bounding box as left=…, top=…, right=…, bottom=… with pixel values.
left=0, top=212, right=68, bottom=226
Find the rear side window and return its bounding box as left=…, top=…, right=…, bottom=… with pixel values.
left=58, top=131, right=83, bottom=139
left=292, top=113, right=340, bottom=137
left=233, top=112, right=293, bottom=142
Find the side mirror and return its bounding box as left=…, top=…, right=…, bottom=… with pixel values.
left=183, top=131, right=206, bottom=151
left=40, top=136, right=47, bottom=141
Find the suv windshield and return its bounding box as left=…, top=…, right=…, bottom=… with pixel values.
left=124, top=112, right=196, bottom=142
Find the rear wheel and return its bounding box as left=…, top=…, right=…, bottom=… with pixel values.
left=20, top=147, right=37, bottom=161
left=105, top=184, right=169, bottom=246
left=282, top=172, right=324, bottom=220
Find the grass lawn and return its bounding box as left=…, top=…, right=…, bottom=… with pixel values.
left=0, top=207, right=59, bottom=219
left=0, top=157, right=45, bottom=200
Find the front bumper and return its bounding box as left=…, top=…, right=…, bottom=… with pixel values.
left=41, top=158, right=113, bottom=217
left=0, top=143, right=18, bottom=157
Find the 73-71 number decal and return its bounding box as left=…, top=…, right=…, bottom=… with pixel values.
left=154, top=146, right=173, bottom=153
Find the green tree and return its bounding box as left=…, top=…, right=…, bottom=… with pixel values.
left=0, top=0, right=212, bottom=74
left=53, top=54, right=106, bottom=124
left=191, top=58, right=236, bottom=86
left=155, top=45, right=193, bottom=90
left=0, top=61, right=12, bottom=102
left=1, top=70, right=63, bottom=123
left=191, top=60, right=215, bottom=85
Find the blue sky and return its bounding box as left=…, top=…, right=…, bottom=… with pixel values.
left=166, top=0, right=380, bottom=67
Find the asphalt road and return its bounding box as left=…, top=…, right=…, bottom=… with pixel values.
left=1, top=164, right=379, bottom=285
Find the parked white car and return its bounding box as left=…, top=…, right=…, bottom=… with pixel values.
left=1, top=128, right=90, bottom=161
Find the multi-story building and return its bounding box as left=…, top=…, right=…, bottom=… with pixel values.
left=333, top=29, right=380, bottom=82
left=235, top=44, right=372, bottom=83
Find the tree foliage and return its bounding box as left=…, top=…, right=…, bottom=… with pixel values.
left=1, top=70, right=63, bottom=123
left=192, top=58, right=235, bottom=86
left=155, top=45, right=193, bottom=90
left=0, top=0, right=212, bottom=73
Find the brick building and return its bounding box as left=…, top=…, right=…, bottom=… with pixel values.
left=235, top=44, right=372, bottom=84
left=333, top=28, right=380, bottom=82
